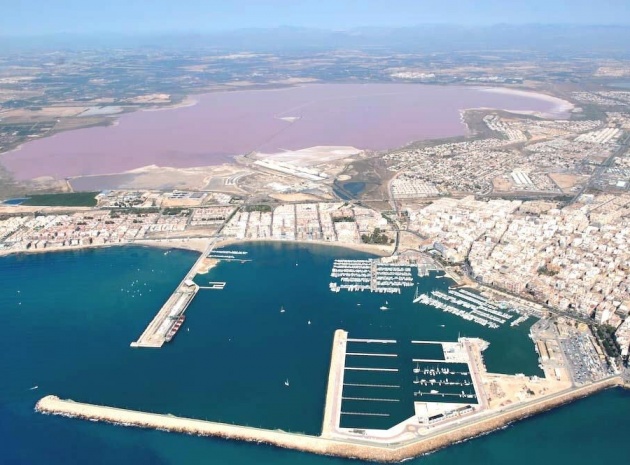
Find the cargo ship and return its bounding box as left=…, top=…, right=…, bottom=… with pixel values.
left=165, top=315, right=186, bottom=342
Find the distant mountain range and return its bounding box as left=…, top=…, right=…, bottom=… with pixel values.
left=2, top=25, right=630, bottom=55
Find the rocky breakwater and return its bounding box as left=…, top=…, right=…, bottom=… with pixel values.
left=35, top=378, right=624, bottom=463
left=34, top=395, right=391, bottom=460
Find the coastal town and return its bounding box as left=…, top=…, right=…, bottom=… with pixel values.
left=1, top=187, right=629, bottom=363
left=2, top=22, right=630, bottom=463
left=2, top=80, right=630, bottom=461
left=386, top=114, right=629, bottom=198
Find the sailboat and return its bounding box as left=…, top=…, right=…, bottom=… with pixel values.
left=413, top=363, right=420, bottom=374
left=284, top=379, right=290, bottom=387
left=280, top=306, right=285, bottom=313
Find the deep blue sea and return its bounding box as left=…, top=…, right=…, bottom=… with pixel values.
left=1, top=243, right=629, bottom=464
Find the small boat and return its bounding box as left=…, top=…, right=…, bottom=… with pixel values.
left=307, top=320, right=311, bottom=325
left=29, top=386, right=38, bottom=391
left=379, top=305, right=389, bottom=311
left=413, top=363, right=420, bottom=374
left=284, top=379, right=290, bottom=387
left=430, top=389, right=439, bottom=394
left=413, top=376, right=419, bottom=384
left=440, top=324, right=445, bottom=327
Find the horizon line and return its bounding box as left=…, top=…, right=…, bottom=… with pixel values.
left=3, top=23, right=630, bottom=38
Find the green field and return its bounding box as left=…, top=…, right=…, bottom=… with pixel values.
left=21, top=192, right=99, bottom=207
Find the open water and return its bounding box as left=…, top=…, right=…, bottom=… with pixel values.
left=1, top=243, right=628, bottom=464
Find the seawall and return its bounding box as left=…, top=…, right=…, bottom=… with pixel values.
left=35, top=377, right=622, bottom=462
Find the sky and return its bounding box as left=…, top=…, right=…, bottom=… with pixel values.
left=4, top=0, right=630, bottom=35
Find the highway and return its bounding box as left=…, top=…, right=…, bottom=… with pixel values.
left=569, top=130, right=630, bottom=205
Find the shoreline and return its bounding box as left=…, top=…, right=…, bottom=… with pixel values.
left=212, top=237, right=393, bottom=257
left=0, top=237, right=393, bottom=259
left=0, top=238, right=209, bottom=258
left=35, top=377, right=623, bottom=463
left=476, top=86, right=575, bottom=117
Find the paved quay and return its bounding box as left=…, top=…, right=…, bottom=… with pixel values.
left=131, top=240, right=214, bottom=348
left=321, top=329, right=348, bottom=438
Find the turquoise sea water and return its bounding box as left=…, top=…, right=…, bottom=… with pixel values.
left=1, top=243, right=629, bottom=464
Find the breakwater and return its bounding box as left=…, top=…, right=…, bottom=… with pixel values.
left=35, top=376, right=622, bottom=462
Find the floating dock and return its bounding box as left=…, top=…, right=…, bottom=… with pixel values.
left=199, top=281, right=226, bottom=290
left=130, top=241, right=215, bottom=348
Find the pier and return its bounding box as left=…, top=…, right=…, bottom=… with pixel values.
left=346, top=352, right=397, bottom=357
left=345, top=367, right=399, bottom=372
left=347, top=338, right=396, bottom=344
left=198, top=281, right=226, bottom=290
left=321, top=329, right=348, bottom=437
left=130, top=240, right=216, bottom=348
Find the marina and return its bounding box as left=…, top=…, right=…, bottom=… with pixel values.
left=413, top=287, right=526, bottom=330
left=332, top=335, right=485, bottom=432
left=329, top=259, right=415, bottom=294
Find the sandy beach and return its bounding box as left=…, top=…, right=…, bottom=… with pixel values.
left=213, top=237, right=393, bottom=257
left=0, top=238, right=212, bottom=258
left=0, top=236, right=393, bottom=258
left=476, top=86, right=575, bottom=117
